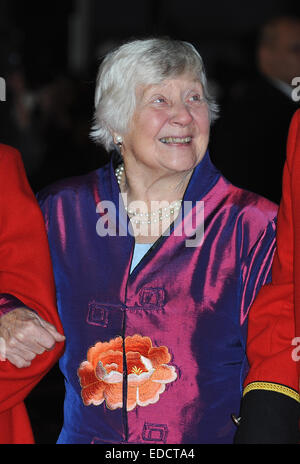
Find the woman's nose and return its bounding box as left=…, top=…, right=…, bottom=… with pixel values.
left=169, top=102, right=193, bottom=126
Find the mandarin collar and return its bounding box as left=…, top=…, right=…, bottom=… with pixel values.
left=109, top=150, right=220, bottom=204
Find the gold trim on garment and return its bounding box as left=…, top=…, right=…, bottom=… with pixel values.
left=244, top=381, right=300, bottom=403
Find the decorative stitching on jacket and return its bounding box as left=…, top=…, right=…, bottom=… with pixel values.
left=78, top=334, right=177, bottom=411
left=244, top=381, right=300, bottom=403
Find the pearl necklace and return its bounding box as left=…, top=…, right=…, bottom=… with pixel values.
left=115, top=163, right=125, bottom=185
left=115, top=163, right=182, bottom=224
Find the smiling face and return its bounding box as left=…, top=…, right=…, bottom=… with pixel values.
left=120, top=74, right=210, bottom=178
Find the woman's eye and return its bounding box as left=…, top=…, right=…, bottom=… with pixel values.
left=188, top=94, right=203, bottom=102
left=153, top=97, right=166, bottom=104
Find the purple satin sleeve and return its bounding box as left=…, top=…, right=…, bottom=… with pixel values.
left=0, top=293, right=24, bottom=316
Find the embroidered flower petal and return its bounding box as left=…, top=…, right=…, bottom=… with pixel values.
left=103, top=383, right=123, bottom=410
left=140, top=355, right=153, bottom=372
left=127, top=385, right=138, bottom=411
left=95, top=361, right=123, bottom=383
left=124, top=334, right=152, bottom=357
left=82, top=383, right=105, bottom=406
left=98, top=350, right=123, bottom=372
left=95, top=360, right=107, bottom=380
left=151, top=364, right=178, bottom=384
left=128, top=370, right=152, bottom=386
left=126, top=351, right=149, bottom=375
left=104, top=362, right=119, bottom=373
left=87, top=337, right=123, bottom=366
left=137, top=379, right=166, bottom=407
left=102, top=371, right=123, bottom=384
left=148, top=346, right=171, bottom=367
left=78, top=362, right=106, bottom=406
left=78, top=361, right=97, bottom=387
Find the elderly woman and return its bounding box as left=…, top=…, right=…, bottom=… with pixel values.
left=34, top=38, right=277, bottom=444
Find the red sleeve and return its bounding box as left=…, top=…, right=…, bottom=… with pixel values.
left=244, top=110, right=300, bottom=398
left=0, top=144, right=64, bottom=443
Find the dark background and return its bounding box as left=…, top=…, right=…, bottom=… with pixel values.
left=0, top=0, right=299, bottom=443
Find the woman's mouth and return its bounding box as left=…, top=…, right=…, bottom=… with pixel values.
left=159, top=136, right=192, bottom=144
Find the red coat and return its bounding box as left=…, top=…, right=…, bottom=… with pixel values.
left=0, top=144, right=64, bottom=444
left=234, top=110, right=300, bottom=443
left=245, top=109, right=300, bottom=394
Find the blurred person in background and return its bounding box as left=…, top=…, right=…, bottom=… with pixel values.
left=210, top=15, right=300, bottom=204
left=1, top=65, right=106, bottom=193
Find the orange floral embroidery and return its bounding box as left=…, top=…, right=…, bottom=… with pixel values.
left=78, top=334, right=177, bottom=411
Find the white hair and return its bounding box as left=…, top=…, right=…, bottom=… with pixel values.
left=90, top=37, right=219, bottom=152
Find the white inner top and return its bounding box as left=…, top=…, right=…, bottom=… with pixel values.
left=130, top=243, right=152, bottom=273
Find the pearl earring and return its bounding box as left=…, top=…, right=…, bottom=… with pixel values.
left=115, top=135, right=123, bottom=146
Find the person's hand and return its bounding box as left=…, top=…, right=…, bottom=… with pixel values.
left=0, top=307, right=65, bottom=368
